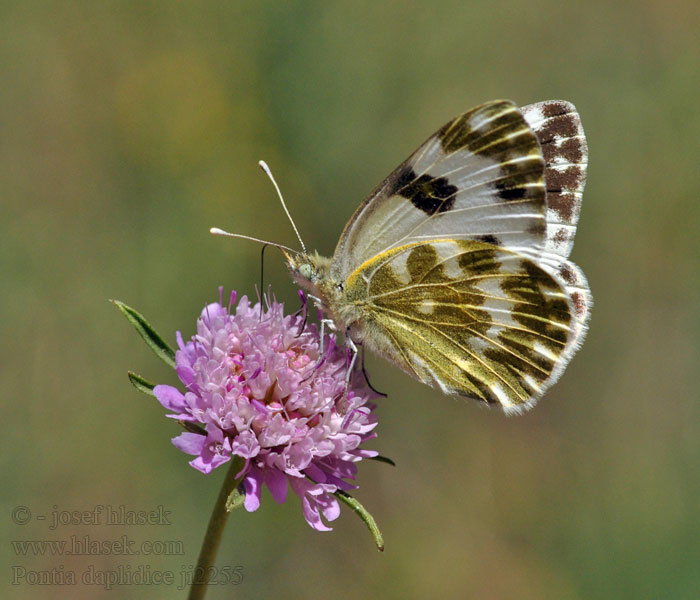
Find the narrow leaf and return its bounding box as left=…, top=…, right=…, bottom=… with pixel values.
left=127, top=371, right=156, bottom=397
left=179, top=421, right=206, bottom=435
left=368, top=455, right=396, bottom=467
left=334, top=490, right=384, bottom=552
left=111, top=299, right=175, bottom=368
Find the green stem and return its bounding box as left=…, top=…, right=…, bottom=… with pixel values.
left=188, top=456, right=246, bottom=600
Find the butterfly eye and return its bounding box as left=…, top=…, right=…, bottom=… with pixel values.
left=298, top=263, right=314, bottom=280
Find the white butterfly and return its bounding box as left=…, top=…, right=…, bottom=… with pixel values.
left=214, top=100, right=591, bottom=413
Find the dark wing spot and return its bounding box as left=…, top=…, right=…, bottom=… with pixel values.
left=542, top=101, right=571, bottom=119
left=553, top=229, right=569, bottom=244
left=405, top=244, right=440, bottom=281
left=475, top=234, right=500, bottom=246
left=546, top=166, right=584, bottom=192
left=559, top=263, right=576, bottom=284
left=547, top=191, right=578, bottom=222
left=438, top=102, right=525, bottom=157
left=527, top=221, right=546, bottom=235
left=571, top=291, right=586, bottom=316
left=388, top=165, right=415, bottom=195
left=495, top=184, right=528, bottom=200
left=541, top=137, right=584, bottom=164
left=538, top=113, right=578, bottom=142
left=392, top=166, right=458, bottom=215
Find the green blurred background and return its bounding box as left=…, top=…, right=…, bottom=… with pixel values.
left=2, top=1, right=698, bottom=598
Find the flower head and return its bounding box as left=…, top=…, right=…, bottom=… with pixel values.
left=154, top=289, right=379, bottom=531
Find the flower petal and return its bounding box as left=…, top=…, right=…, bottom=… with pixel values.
left=154, top=385, right=187, bottom=413
left=171, top=432, right=206, bottom=455
left=317, top=493, right=340, bottom=523
left=176, top=365, right=196, bottom=388
left=230, top=430, right=260, bottom=459
left=265, top=469, right=288, bottom=504
left=243, top=470, right=262, bottom=512
left=289, top=478, right=333, bottom=531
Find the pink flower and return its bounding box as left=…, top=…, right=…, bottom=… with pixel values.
left=154, top=289, right=379, bottom=531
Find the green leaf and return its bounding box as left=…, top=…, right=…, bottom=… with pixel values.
left=368, top=454, right=396, bottom=467
left=334, top=490, right=384, bottom=552
left=127, top=371, right=156, bottom=397
left=111, top=299, right=175, bottom=368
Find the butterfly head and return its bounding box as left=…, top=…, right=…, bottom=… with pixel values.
left=283, top=250, right=335, bottom=303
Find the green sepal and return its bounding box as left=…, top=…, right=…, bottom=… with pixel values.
left=225, top=485, right=246, bottom=512
left=111, top=299, right=176, bottom=368
left=334, top=490, right=384, bottom=552
left=225, top=457, right=248, bottom=512
left=127, top=371, right=156, bottom=397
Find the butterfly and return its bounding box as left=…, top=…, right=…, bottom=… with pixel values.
left=215, top=100, right=591, bottom=414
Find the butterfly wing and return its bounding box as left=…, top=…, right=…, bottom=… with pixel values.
left=343, top=239, right=581, bottom=412
left=331, top=100, right=548, bottom=282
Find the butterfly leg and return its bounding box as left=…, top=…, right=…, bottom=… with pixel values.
left=360, top=344, right=387, bottom=397
left=297, top=308, right=338, bottom=386
left=318, top=317, right=337, bottom=358
left=293, top=290, right=309, bottom=337
left=340, top=335, right=359, bottom=413
left=306, top=293, right=336, bottom=357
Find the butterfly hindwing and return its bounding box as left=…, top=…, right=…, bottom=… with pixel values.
left=331, top=100, right=548, bottom=282
left=343, top=239, right=579, bottom=413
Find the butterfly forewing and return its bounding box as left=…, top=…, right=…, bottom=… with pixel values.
left=331, top=100, right=548, bottom=282
left=344, top=239, right=577, bottom=412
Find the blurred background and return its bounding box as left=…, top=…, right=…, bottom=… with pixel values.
left=2, top=1, right=698, bottom=598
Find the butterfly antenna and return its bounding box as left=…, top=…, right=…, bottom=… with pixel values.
left=209, top=228, right=297, bottom=254
left=258, top=160, right=307, bottom=254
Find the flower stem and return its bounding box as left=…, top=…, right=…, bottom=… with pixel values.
left=188, top=456, right=246, bottom=600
